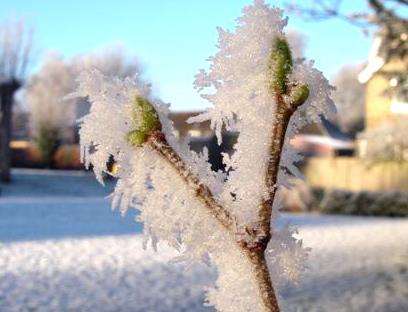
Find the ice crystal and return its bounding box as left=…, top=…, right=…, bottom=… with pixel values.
left=267, top=224, right=311, bottom=286
left=74, top=70, right=149, bottom=183
left=77, top=1, right=334, bottom=311
left=192, top=1, right=334, bottom=226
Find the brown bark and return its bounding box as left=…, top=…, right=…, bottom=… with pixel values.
left=257, top=96, right=295, bottom=246
left=147, top=131, right=285, bottom=312
left=242, top=90, right=304, bottom=311
left=236, top=95, right=298, bottom=312
left=244, top=249, right=280, bottom=312
left=145, top=85, right=304, bottom=311
left=147, top=131, right=234, bottom=232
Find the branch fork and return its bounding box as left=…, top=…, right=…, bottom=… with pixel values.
left=127, top=37, right=309, bottom=312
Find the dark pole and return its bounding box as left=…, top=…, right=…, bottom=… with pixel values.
left=0, top=79, right=21, bottom=183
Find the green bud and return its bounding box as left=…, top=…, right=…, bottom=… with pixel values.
left=127, top=96, right=161, bottom=147
left=289, top=84, right=309, bottom=107
left=126, top=129, right=148, bottom=146
left=269, top=37, right=293, bottom=95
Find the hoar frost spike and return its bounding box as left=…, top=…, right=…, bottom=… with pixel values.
left=77, top=1, right=334, bottom=311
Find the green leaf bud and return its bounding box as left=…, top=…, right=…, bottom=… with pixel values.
left=269, top=37, right=293, bottom=95
left=127, top=96, right=161, bottom=146
left=289, top=84, right=310, bottom=108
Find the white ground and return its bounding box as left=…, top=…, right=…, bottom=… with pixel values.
left=0, top=169, right=407, bottom=312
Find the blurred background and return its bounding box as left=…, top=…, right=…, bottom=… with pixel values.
left=0, top=1, right=407, bottom=311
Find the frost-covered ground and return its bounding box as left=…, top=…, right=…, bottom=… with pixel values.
left=0, top=170, right=407, bottom=312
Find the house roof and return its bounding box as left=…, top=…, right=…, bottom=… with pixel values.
left=319, top=116, right=353, bottom=141
left=169, top=111, right=211, bottom=135
left=293, top=134, right=354, bottom=149
left=358, top=36, right=385, bottom=84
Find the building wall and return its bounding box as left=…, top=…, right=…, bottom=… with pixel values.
left=365, top=59, right=406, bottom=129
left=306, top=157, right=408, bottom=192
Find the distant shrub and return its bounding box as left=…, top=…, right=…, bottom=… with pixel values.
left=34, top=125, right=60, bottom=167
left=315, top=188, right=408, bottom=217
left=53, top=144, right=82, bottom=169
left=11, top=141, right=42, bottom=168
left=26, top=144, right=43, bottom=165
left=11, top=142, right=82, bottom=169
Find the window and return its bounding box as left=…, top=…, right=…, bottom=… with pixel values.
left=390, top=96, right=408, bottom=115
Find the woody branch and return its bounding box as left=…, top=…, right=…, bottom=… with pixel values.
left=237, top=37, right=309, bottom=312
left=126, top=36, right=309, bottom=312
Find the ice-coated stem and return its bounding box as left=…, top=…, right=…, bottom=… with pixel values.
left=244, top=38, right=309, bottom=312
left=259, top=37, right=309, bottom=243
left=147, top=131, right=281, bottom=312
left=148, top=130, right=282, bottom=312
left=245, top=96, right=299, bottom=312
left=258, top=101, right=294, bottom=247
left=245, top=249, right=280, bottom=312
left=236, top=106, right=292, bottom=312
left=127, top=37, right=308, bottom=312
left=237, top=37, right=309, bottom=312
left=126, top=97, right=234, bottom=231
left=147, top=131, right=234, bottom=232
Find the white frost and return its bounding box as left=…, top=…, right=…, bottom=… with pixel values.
left=77, top=1, right=334, bottom=311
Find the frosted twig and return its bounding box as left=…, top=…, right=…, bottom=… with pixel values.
left=147, top=129, right=282, bottom=312
left=78, top=2, right=334, bottom=311
left=234, top=37, right=309, bottom=312
left=126, top=36, right=308, bottom=312
left=238, top=36, right=309, bottom=250
left=147, top=131, right=234, bottom=231
left=244, top=249, right=280, bottom=312
left=256, top=88, right=307, bottom=250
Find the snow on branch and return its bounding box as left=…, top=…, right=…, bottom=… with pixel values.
left=76, top=1, right=334, bottom=311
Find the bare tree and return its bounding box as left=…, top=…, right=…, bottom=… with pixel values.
left=0, top=18, right=33, bottom=181
left=25, top=55, right=75, bottom=166
left=285, top=0, right=408, bottom=98
left=332, top=64, right=366, bottom=136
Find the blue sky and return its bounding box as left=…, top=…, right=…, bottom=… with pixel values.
left=1, top=0, right=372, bottom=111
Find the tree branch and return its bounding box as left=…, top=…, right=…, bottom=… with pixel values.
left=285, top=0, right=371, bottom=27
left=245, top=249, right=280, bottom=312
left=258, top=100, right=294, bottom=244
left=287, top=0, right=408, bottom=28
left=147, top=131, right=235, bottom=232
left=235, top=90, right=305, bottom=312
left=237, top=37, right=309, bottom=253
left=0, top=18, right=33, bottom=82
left=128, top=35, right=309, bottom=312
left=148, top=130, right=282, bottom=312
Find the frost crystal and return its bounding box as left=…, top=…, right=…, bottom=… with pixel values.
left=77, top=1, right=334, bottom=311
left=192, top=1, right=334, bottom=226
